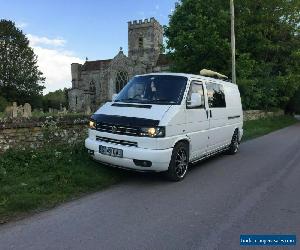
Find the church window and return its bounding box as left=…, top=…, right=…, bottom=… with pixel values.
left=75, top=96, right=78, bottom=105
left=115, top=71, right=128, bottom=93
left=90, top=80, right=96, bottom=92
left=138, top=37, right=143, bottom=49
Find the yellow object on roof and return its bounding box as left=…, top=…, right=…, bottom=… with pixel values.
left=200, top=69, right=228, bottom=80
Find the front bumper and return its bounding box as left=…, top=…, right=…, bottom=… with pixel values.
left=85, top=138, right=172, bottom=172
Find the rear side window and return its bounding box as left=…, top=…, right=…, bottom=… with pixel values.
left=206, top=83, right=226, bottom=108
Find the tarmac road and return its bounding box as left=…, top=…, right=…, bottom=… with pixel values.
left=0, top=123, right=299, bottom=250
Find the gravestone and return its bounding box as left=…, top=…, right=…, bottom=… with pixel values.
left=23, top=103, right=32, bottom=118
left=4, top=106, right=12, bottom=117
left=12, top=102, right=18, bottom=118
left=3, top=102, right=32, bottom=118
left=62, top=107, right=67, bottom=114
left=85, top=105, right=91, bottom=115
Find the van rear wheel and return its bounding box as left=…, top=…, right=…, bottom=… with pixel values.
left=227, top=130, right=239, bottom=155
left=165, top=142, right=189, bottom=181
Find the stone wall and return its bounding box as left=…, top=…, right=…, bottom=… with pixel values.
left=0, top=115, right=89, bottom=153
left=0, top=110, right=284, bottom=154
left=243, top=110, right=284, bottom=121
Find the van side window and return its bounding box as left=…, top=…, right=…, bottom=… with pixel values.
left=206, top=83, right=226, bottom=108
left=187, top=81, right=205, bottom=108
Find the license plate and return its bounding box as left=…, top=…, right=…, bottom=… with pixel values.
left=99, top=145, right=123, bottom=158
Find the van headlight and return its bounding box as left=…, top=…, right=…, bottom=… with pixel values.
left=140, top=127, right=165, bottom=137
left=89, top=120, right=96, bottom=130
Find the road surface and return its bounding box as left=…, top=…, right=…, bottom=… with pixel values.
left=0, top=123, right=300, bottom=250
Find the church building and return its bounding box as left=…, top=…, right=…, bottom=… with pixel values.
left=68, top=17, right=170, bottom=112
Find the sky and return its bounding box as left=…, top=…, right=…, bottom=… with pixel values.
left=0, top=0, right=176, bottom=94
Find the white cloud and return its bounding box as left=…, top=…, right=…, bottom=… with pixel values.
left=16, top=22, right=28, bottom=29
left=155, top=4, right=160, bottom=10
left=27, top=34, right=83, bottom=94
left=27, top=34, right=66, bottom=47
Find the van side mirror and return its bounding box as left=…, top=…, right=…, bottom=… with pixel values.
left=187, top=93, right=202, bottom=108
left=112, top=93, right=118, bottom=101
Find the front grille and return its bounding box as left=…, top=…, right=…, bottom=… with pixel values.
left=96, top=122, right=140, bottom=136
left=96, top=136, right=138, bottom=147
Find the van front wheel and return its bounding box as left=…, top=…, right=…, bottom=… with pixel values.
left=165, top=142, right=189, bottom=181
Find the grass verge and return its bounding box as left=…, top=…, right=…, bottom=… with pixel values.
left=0, top=115, right=297, bottom=224
left=243, top=115, right=298, bottom=141
left=0, top=143, right=125, bottom=224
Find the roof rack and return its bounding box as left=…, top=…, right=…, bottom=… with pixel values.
left=224, top=78, right=232, bottom=83
left=200, top=69, right=228, bottom=80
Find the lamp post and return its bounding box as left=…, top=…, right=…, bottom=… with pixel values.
left=230, top=0, right=236, bottom=84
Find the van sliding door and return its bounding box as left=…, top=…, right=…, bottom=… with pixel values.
left=186, top=81, right=209, bottom=160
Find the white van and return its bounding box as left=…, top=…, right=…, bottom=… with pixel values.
left=85, top=73, right=243, bottom=181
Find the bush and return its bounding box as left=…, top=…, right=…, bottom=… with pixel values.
left=0, top=96, right=8, bottom=112
left=286, top=88, right=300, bottom=114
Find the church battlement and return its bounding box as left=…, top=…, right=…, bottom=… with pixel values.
left=128, top=17, right=158, bottom=27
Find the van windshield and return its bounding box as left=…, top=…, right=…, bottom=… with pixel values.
left=115, top=75, right=188, bottom=105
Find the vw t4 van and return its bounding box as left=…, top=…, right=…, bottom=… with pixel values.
left=85, top=72, right=243, bottom=181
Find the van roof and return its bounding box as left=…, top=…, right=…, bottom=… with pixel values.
left=135, top=72, right=236, bottom=87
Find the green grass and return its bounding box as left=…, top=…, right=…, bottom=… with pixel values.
left=243, top=115, right=298, bottom=141
left=0, top=143, right=125, bottom=224
left=0, top=115, right=297, bottom=224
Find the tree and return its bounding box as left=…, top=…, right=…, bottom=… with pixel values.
left=235, top=0, right=300, bottom=110
left=0, top=19, right=45, bottom=106
left=165, top=0, right=300, bottom=110
left=165, top=0, right=231, bottom=75
left=43, top=89, right=68, bottom=111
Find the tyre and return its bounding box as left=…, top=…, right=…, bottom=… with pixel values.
left=165, top=142, right=189, bottom=181
left=227, top=130, right=239, bottom=155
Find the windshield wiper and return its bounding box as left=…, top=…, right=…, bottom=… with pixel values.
left=115, top=98, right=175, bottom=104
left=115, top=98, right=141, bottom=103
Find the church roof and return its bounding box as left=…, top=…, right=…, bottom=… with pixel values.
left=82, top=59, right=112, bottom=71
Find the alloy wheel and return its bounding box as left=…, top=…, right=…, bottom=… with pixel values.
left=175, top=148, right=188, bottom=178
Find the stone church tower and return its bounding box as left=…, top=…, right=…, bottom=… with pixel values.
left=128, top=17, right=163, bottom=70
left=68, top=18, right=169, bottom=112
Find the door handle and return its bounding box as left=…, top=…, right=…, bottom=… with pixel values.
left=206, top=110, right=209, bottom=119
left=210, top=110, right=212, bottom=118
